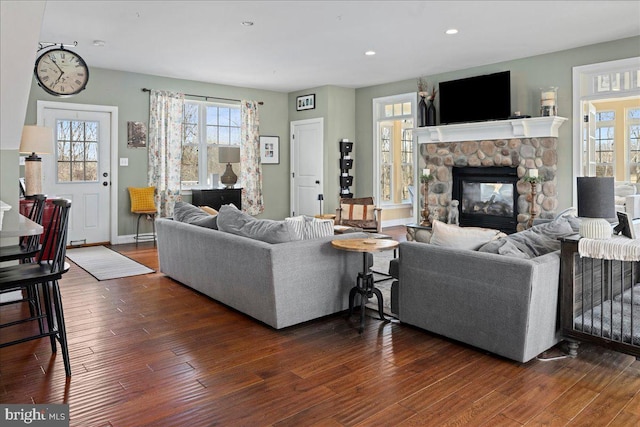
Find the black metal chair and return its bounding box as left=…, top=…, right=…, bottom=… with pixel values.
left=0, top=198, right=72, bottom=376
left=0, top=194, right=47, bottom=263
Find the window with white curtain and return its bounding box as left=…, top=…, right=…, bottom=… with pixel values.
left=181, top=100, right=241, bottom=188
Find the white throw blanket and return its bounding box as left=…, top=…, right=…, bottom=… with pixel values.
left=578, top=235, right=640, bottom=261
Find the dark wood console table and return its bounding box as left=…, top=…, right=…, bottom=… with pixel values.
left=191, top=188, right=242, bottom=210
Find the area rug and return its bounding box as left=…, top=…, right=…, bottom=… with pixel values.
left=65, top=246, right=154, bottom=281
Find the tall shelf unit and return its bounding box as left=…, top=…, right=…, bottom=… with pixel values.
left=339, top=139, right=354, bottom=198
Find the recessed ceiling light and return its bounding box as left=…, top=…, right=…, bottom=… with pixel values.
left=92, top=40, right=106, bottom=47
left=241, top=21, right=254, bottom=26
left=445, top=28, right=459, bottom=35
left=365, top=50, right=376, bottom=56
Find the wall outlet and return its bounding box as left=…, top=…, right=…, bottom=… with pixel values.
left=119, top=158, right=129, bottom=166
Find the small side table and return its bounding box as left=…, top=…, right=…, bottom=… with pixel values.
left=331, top=238, right=399, bottom=333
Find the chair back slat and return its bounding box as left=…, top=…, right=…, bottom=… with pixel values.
left=37, top=199, right=71, bottom=273
left=21, top=194, right=47, bottom=252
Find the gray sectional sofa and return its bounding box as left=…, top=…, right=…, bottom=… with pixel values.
left=391, top=217, right=579, bottom=363
left=156, top=211, right=366, bottom=329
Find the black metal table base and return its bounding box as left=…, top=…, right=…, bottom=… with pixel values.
left=348, top=270, right=387, bottom=333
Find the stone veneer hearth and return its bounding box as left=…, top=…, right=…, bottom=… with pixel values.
left=420, top=137, right=558, bottom=232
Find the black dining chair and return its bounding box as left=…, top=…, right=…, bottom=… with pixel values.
left=0, top=198, right=73, bottom=376
left=0, top=194, right=47, bottom=263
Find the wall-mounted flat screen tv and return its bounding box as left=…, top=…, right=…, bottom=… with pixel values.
left=438, top=71, right=511, bottom=125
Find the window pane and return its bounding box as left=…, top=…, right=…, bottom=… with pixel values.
left=219, top=126, right=230, bottom=145
left=381, top=165, right=391, bottom=202
left=206, top=125, right=218, bottom=144
left=57, top=120, right=70, bottom=141
left=58, top=141, right=70, bottom=161
left=72, top=162, right=85, bottom=181
left=393, top=103, right=402, bottom=116
left=219, top=108, right=230, bottom=126
left=230, top=127, right=241, bottom=145
left=630, top=108, right=640, bottom=120
left=402, top=102, right=411, bottom=115
left=230, top=108, right=241, bottom=127
left=86, top=142, right=98, bottom=161
left=85, top=122, right=98, bottom=141
left=181, top=145, right=199, bottom=183
left=72, top=142, right=84, bottom=162
left=596, top=111, right=615, bottom=121
left=184, top=123, right=198, bottom=145
left=206, top=106, right=218, bottom=125
left=184, top=103, right=198, bottom=123
left=57, top=162, right=70, bottom=181
left=384, top=105, right=393, bottom=117
left=71, top=121, right=84, bottom=141
left=85, top=161, right=98, bottom=181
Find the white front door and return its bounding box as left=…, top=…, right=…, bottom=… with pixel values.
left=40, top=107, right=112, bottom=245
left=290, top=118, right=323, bottom=217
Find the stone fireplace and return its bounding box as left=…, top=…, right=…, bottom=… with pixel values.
left=421, top=137, right=558, bottom=233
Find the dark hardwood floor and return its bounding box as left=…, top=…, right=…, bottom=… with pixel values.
left=2, top=226, right=640, bottom=426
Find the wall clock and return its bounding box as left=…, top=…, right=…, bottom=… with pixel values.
left=34, top=48, right=89, bottom=97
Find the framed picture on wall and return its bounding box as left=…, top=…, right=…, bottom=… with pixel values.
left=260, top=136, right=280, bottom=164
left=127, top=121, right=147, bottom=148
left=296, top=94, right=315, bottom=111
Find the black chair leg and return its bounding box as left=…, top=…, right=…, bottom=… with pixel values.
left=135, top=214, right=143, bottom=246
left=51, top=280, right=71, bottom=377
left=41, top=280, right=57, bottom=354
left=151, top=214, right=156, bottom=247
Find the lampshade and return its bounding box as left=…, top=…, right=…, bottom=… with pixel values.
left=19, top=125, right=53, bottom=155
left=577, top=177, right=615, bottom=240
left=219, top=146, right=240, bottom=164
left=577, top=177, right=615, bottom=218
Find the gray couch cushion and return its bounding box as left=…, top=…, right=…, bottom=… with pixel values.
left=173, top=201, right=218, bottom=229
left=478, top=217, right=575, bottom=258
left=217, top=205, right=298, bottom=243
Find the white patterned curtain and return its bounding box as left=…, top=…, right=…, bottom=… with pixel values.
left=240, top=100, right=264, bottom=215
left=148, top=90, right=185, bottom=217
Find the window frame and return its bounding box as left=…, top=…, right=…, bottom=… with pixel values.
left=180, top=100, right=241, bottom=191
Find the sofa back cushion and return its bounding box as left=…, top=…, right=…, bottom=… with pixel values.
left=174, top=201, right=218, bottom=229
left=217, top=205, right=299, bottom=243
left=429, top=220, right=504, bottom=251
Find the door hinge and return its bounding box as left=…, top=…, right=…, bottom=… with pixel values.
left=584, top=115, right=589, bottom=123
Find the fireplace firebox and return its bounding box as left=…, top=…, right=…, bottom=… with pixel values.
left=452, top=166, right=518, bottom=234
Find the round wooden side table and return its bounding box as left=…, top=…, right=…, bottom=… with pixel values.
left=331, top=238, right=399, bottom=333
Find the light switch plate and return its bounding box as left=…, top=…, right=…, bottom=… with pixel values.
left=119, top=158, right=128, bottom=166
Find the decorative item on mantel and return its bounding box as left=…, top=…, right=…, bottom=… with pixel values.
left=523, top=168, right=543, bottom=228
left=417, top=77, right=437, bottom=127
left=540, top=87, right=558, bottom=117
left=420, top=168, right=435, bottom=226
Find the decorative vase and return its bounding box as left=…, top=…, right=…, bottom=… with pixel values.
left=426, top=99, right=436, bottom=126
left=418, top=96, right=427, bottom=127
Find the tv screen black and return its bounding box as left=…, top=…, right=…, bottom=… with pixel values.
left=438, top=71, right=511, bottom=125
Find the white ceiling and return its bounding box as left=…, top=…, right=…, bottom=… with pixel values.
left=35, top=1, right=640, bottom=93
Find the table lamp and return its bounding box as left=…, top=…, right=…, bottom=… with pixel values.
left=219, top=146, right=241, bottom=188
left=19, top=125, right=53, bottom=196
left=577, top=176, right=615, bottom=239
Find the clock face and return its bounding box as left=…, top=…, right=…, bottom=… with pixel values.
left=34, top=48, right=89, bottom=97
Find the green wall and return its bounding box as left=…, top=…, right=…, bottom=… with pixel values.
left=355, top=36, right=640, bottom=212
left=23, top=68, right=290, bottom=236
left=288, top=85, right=356, bottom=214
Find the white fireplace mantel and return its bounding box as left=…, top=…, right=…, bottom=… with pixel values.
left=415, top=116, right=567, bottom=144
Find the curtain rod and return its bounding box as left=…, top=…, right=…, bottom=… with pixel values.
left=141, top=88, right=264, bottom=105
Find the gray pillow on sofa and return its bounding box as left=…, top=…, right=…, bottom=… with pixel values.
left=173, top=201, right=218, bottom=229
left=217, top=205, right=299, bottom=243
left=478, top=217, right=575, bottom=258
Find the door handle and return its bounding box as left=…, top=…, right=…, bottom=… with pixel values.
left=102, top=182, right=109, bottom=186
left=315, top=180, right=320, bottom=184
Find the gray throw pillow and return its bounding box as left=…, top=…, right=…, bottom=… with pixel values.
left=478, top=217, right=574, bottom=258
left=173, top=201, right=218, bottom=229
left=217, top=205, right=297, bottom=243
